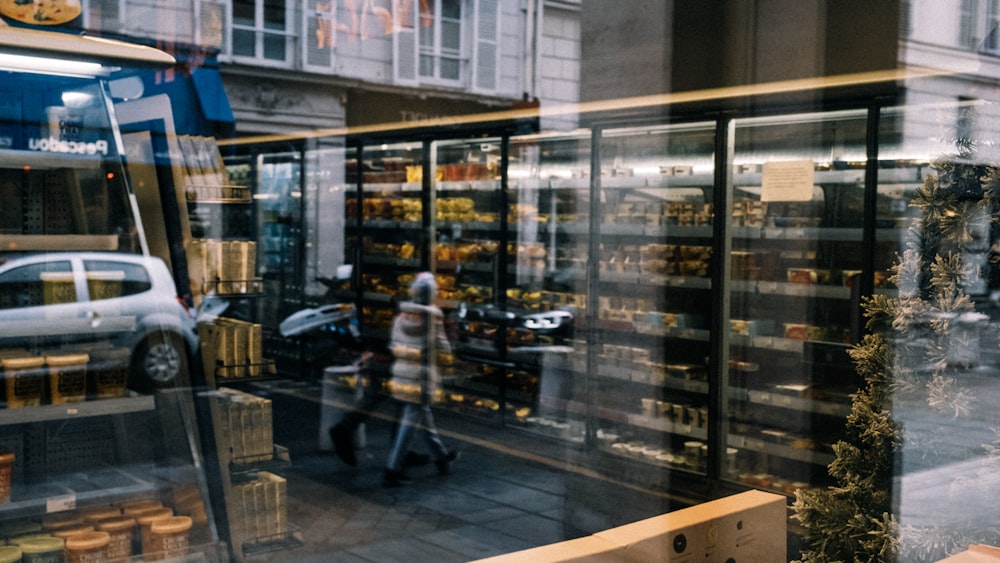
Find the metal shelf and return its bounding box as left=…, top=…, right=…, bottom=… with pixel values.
left=0, top=466, right=156, bottom=521
left=0, top=394, right=155, bottom=426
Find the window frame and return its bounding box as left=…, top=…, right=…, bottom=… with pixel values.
left=393, top=0, right=499, bottom=92
left=418, top=0, right=465, bottom=86
left=301, top=0, right=338, bottom=72
left=229, top=0, right=297, bottom=68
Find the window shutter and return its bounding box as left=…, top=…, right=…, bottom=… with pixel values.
left=960, top=0, right=980, bottom=48
left=472, top=0, right=499, bottom=93
left=197, top=0, right=227, bottom=49
left=393, top=0, right=419, bottom=85
left=304, top=0, right=336, bottom=70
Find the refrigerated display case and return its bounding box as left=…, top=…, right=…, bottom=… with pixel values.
left=332, top=111, right=877, bottom=488
left=0, top=26, right=224, bottom=561
left=725, top=110, right=872, bottom=493
left=584, top=122, right=719, bottom=476
left=346, top=140, right=428, bottom=345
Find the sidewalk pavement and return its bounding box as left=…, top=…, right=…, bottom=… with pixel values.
left=243, top=379, right=676, bottom=562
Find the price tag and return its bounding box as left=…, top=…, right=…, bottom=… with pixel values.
left=779, top=396, right=793, bottom=406
left=47, top=494, right=76, bottom=513
left=682, top=425, right=693, bottom=434
left=763, top=227, right=782, bottom=239
left=65, top=408, right=79, bottom=415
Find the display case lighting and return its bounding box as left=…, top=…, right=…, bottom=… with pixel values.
left=61, top=91, right=96, bottom=108
left=0, top=52, right=109, bottom=78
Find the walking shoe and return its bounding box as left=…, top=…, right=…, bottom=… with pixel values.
left=381, top=469, right=414, bottom=487
left=330, top=424, right=356, bottom=466
left=403, top=451, right=431, bottom=468
left=435, top=451, right=460, bottom=476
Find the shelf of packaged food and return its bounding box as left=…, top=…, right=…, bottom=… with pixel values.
left=731, top=280, right=852, bottom=300
left=357, top=219, right=421, bottom=230
left=439, top=220, right=502, bottom=232
left=0, top=466, right=157, bottom=520
left=633, top=324, right=711, bottom=341
left=729, top=334, right=853, bottom=353
left=354, top=181, right=424, bottom=193
left=549, top=165, right=917, bottom=193
left=447, top=377, right=535, bottom=406
left=436, top=179, right=501, bottom=192
left=727, top=433, right=835, bottom=466
left=458, top=261, right=549, bottom=279
left=598, top=271, right=713, bottom=290
left=601, top=444, right=706, bottom=474
left=601, top=317, right=851, bottom=353
left=361, top=255, right=421, bottom=268
left=589, top=360, right=709, bottom=393
left=0, top=394, right=156, bottom=426
left=185, top=185, right=251, bottom=203
left=730, top=387, right=851, bottom=417
left=625, top=413, right=709, bottom=441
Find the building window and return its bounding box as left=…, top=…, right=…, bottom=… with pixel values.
left=231, top=0, right=294, bottom=65
left=960, top=0, right=980, bottom=49
left=419, top=0, right=462, bottom=83
left=304, top=0, right=337, bottom=69
left=393, top=0, right=497, bottom=91
left=985, top=0, right=1000, bottom=51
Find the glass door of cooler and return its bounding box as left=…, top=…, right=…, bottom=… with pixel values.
left=592, top=122, right=717, bottom=476
left=501, top=132, right=591, bottom=440
left=726, top=109, right=869, bottom=494
left=349, top=141, right=427, bottom=358
left=430, top=137, right=507, bottom=422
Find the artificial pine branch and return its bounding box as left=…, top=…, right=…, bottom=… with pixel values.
left=792, top=149, right=997, bottom=561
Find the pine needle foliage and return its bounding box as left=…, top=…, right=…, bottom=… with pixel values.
left=792, top=132, right=1000, bottom=561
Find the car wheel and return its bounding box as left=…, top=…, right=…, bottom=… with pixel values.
left=131, top=331, right=188, bottom=392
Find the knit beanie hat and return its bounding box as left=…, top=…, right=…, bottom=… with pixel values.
left=410, top=272, right=437, bottom=305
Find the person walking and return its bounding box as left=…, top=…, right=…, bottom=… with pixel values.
left=382, top=272, right=459, bottom=487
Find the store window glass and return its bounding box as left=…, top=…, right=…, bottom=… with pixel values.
left=877, top=100, right=1000, bottom=560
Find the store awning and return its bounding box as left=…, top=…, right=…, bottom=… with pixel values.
left=191, top=67, right=234, bottom=124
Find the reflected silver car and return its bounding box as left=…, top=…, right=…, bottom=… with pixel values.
left=0, top=252, right=197, bottom=393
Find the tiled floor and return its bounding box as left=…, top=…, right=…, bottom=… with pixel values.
left=241, top=379, right=655, bottom=562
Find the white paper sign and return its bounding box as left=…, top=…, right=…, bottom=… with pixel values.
left=761, top=161, right=814, bottom=202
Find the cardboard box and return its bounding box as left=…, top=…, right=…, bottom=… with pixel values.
left=469, top=490, right=786, bottom=563
left=938, top=545, right=1000, bottom=562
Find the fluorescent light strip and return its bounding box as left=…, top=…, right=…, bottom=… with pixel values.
left=0, top=53, right=108, bottom=77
